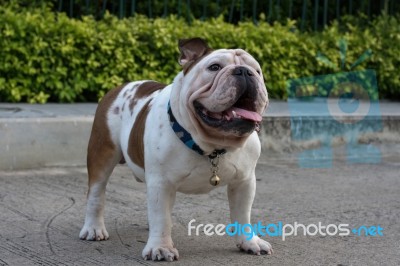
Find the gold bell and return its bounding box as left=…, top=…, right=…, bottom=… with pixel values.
left=210, top=174, right=221, bottom=186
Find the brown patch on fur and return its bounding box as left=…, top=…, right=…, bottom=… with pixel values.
left=128, top=81, right=165, bottom=116
left=87, top=83, right=128, bottom=187
left=128, top=100, right=152, bottom=169
left=129, top=97, right=137, bottom=115
left=135, top=81, right=167, bottom=99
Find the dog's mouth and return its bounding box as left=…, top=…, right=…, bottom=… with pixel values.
left=194, top=98, right=262, bottom=134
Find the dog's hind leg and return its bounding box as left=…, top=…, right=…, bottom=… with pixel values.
left=79, top=85, right=125, bottom=241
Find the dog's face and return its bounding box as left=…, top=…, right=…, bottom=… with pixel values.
left=172, top=38, right=269, bottom=148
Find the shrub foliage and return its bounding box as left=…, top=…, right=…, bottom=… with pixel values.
left=0, top=2, right=399, bottom=102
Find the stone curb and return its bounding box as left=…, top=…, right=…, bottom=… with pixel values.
left=1, top=103, right=399, bottom=170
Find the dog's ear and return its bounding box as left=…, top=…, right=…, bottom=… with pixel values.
left=178, top=38, right=212, bottom=67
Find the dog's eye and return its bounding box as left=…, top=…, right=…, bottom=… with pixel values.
left=208, top=64, right=222, bottom=72
left=256, top=70, right=261, bottom=75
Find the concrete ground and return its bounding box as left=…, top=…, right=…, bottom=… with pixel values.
left=0, top=152, right=399, bottom=265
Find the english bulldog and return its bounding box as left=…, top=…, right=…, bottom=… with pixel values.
left=79, top=38, right=272, bottom=261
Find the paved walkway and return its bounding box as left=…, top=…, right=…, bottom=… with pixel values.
left=0, top=153, right=399, bottom=265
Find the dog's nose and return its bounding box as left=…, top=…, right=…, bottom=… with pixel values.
left=231, top=66, right=258, bottom=101
left=233, top=66, right=253, bottom=77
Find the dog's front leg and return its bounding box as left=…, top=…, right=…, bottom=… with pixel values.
left=227, top=175, right=273, bottom=255
left=142, top=180, right=179, bottom=262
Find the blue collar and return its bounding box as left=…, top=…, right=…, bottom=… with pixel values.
left=167, top=101, right=226, bottom=158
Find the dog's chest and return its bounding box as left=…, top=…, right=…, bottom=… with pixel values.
left=145, top=132, right=257, bottom=194
left=174, top=157, right=239, bottom=194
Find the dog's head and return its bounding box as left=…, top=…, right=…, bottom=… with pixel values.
left=170, top=38, right=269, bottom=150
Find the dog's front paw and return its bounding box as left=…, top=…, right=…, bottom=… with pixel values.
left=236, top=236, right=273, bottom=255
left=142, top=238, right=179, bottom=262
left=79, top=222, right=109, bottom=241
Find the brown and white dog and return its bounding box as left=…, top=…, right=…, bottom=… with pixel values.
left=79, top=38, right=271, bottom=261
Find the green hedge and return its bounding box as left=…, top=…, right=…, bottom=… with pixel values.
left=0, top=2, right=399, bottom=103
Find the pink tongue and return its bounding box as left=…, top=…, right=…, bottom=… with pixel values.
left=230, top=107, right=263, bottom=122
